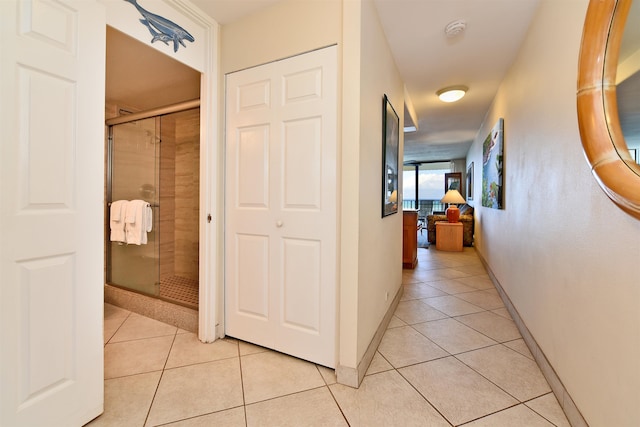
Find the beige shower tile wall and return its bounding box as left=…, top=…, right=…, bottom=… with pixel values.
left=160, top=118, right=176, bottom=280
left=110, top=124, right=158, bottom=201
left=174, top=110, right=200, bottom=280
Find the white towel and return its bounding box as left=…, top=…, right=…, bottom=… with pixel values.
left=109, top=200, right=129, bottom=242
left=124, top=200, right=138, bottom=224
left=125, top=199, right=152, bottom=245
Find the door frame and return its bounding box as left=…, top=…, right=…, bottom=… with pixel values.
left=101, top=0, right=222, bottom=341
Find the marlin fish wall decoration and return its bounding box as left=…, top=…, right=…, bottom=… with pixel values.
left=124, top=0, right=195, bottom=53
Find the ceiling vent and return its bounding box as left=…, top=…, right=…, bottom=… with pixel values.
left=444, top=20, right=467, bottom=37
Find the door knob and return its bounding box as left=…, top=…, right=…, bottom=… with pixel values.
left=276, top=220, right=283, bottom=228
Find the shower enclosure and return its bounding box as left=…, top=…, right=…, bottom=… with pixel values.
left=106, top=102, right=200, bottom=309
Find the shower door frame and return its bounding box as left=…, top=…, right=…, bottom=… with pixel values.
left=106, top=116, right=158, bottom=294
left=105, top=101, right=200, bottom=303
left=104, top=1, right=221, bottom=343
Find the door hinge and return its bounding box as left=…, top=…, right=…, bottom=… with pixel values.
left=207, top=214, right=212, bottom=223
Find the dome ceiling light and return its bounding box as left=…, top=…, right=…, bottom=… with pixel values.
left=436, top=85, right=468, bottom=103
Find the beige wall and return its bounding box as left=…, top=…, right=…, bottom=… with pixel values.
left=221, top=0, right=342, bottom=74
left=469, top=1, right=640, bottom=425
left=354, top=0, right=404, bottom=365
left=221, top=0, right=404, bottom=375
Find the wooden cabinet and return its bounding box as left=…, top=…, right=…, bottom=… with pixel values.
left=435, top=222, right=463, bottom=251
left=403, top=210, right=418, bottom=268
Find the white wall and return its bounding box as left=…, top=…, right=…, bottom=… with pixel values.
left=221, top=0, right=404, bottom=378
left=468, top=1, right=640, bottom=425
left=354, top=0, right=404, bottom=365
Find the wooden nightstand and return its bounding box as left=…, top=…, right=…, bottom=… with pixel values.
left=402, top=211, right=418, bottom=268
left=435, top=222, right=463, bottom=252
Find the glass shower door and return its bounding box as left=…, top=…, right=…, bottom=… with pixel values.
left=107, top=117, right=160, bottom=296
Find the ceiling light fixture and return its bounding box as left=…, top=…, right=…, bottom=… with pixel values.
left=436, top=86, right=468, bottom=103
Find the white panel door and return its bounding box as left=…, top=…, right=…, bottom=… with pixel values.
left=225, top=46, right=337, bottom=368
left=0, top=1, right=105, bottom=425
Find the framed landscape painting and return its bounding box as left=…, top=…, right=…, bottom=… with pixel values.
left=482, top=118, right=504, bottom=209
left=382, top=94, right=399, bottom=217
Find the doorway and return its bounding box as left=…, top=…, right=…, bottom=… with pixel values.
left=106, top=107, right=200, bottom=309
left=105, top=26, right=202, bottom=314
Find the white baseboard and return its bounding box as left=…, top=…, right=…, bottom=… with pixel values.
left=336, top=285, right=404, bottom=388
left=477, top=255, right=589, bottom=427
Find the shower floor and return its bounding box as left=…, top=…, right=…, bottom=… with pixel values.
left=159, top=275, right=199, bottom=309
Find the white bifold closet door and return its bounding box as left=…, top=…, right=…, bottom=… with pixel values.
left=225, top=46, right=338, bottom=368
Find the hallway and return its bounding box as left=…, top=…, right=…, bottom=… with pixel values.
left=89, top=247, right=570, bottom=426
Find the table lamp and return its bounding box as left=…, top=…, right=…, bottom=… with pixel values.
left=390, top=190, right=398, bottom=209
left=441, top=189, right=466, bottom=223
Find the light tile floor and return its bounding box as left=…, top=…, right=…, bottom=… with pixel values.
left=88, top=247, right=571, bottom=427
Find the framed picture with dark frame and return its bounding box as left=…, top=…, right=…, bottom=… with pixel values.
left=382, top=94, right=399, bottom=217
left=467, top=162, right=474, bottom=200
left=444, top=172, right=462, bottom=195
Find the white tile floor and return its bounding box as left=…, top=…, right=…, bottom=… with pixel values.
left=88, top=247, right=571, bottom=427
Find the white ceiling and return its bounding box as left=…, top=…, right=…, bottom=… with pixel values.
left=108, top=0, right=541, bottom=163
left=372, top=0, right=540, bottom=163
left=191, top=0, right=281, bottom=25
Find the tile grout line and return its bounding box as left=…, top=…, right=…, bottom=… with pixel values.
left=237, top=343, right=249, bottom=427
left=104, top=310, right=132, bottom=346
left=383, top=304, right=486, bottom=426
left=143, top=327, right=179, bottom=427
left=102, top=248, right=564, bottom=426
left=396, top=277, right=556, bottom=425
left=392, top=362, right=455, bottom=426
left=521, top=392, right=566, bottom=427
left=451, top=347, right=551, bottom=406
left=453, top=401, right=524, bottom=426
left=417, top=303, right=546, bottom=407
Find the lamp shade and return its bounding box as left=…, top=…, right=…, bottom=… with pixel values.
left=441, top=189, right=466, bottom=223
left=441, top=189, right=466, bottom=205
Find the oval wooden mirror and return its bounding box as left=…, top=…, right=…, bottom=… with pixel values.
left=577, top=0, right=640, bottom=219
